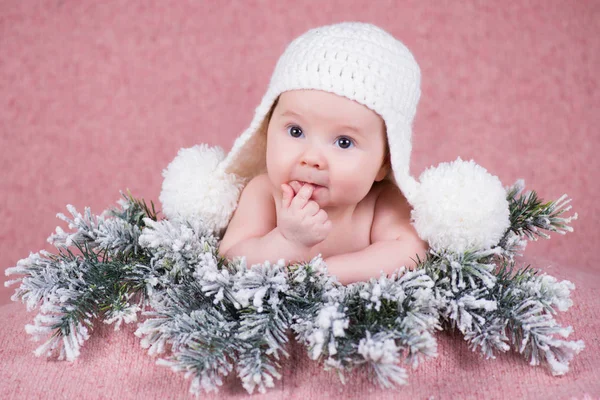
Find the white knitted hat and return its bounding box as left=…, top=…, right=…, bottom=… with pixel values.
left=220, top=22, right=421, bottom=203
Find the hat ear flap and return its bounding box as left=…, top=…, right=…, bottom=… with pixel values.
left=220, top=95, right=279, bottom=180
left=223, top=116, right=269, bottom=179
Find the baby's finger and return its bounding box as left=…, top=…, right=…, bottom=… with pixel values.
left=289, top=181, right=302, bottom=195
left=303, top=200, right=320, bottom=216
left=281, top=184, right=294, bottom=208
left=313, top=209, right=329, bottom=223
left=291, top=184, right=314, bottom=209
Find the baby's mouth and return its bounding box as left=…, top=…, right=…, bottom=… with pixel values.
left=289, top=180, right=327, bottom=196
left=298, top=181, right=325, bottom=188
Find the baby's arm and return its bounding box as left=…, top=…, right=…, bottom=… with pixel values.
left=324, top=184, right=428, bottom=285
left=219, top=175, right=331, bottom=266
left=219, top=174, right=305, bottom=265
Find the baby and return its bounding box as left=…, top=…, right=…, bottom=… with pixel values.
left=218, top=23, right=428, bottom=284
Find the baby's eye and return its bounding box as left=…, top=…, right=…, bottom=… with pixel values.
left=335, top=136, right=354, bottom=149
left=287, top=125, right=304, bottom=138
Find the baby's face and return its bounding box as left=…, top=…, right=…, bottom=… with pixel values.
left=266, top=90, right=388, bottom=209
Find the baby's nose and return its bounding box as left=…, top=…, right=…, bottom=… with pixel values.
left=300, top=148, right=327, bottom=169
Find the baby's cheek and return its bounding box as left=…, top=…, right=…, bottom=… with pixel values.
left=335, top=175, right=371, bottom=203
left=267, top=164, right=287, bottom=188
left=266, top=146, right=286, bottom=181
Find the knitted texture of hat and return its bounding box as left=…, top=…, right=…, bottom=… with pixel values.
left=220, top=22, right=422, bottom=203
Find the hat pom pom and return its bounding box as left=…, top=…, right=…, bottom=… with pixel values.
left=159, top=144, right=244, bottom=235
left=411, top=157, right=510, bottom=254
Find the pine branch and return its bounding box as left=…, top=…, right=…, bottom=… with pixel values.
left=109, top=190, right=159, bottom=227
left=297, top=267, right=439, bottom=389
left=499, top=180, right=578, bottom=252
left=236, top=345, right=283, bottom=394
left=493, top=261, right=585, bottom=375
left=5, top=184, right=584, bottom=394
left=155, top=308, right=237, bottom=395
left=232, top=262, right=294, bottom=393
left=6, top=194, right=157, bottom=360
left=7, top=243, right=145, bottom=360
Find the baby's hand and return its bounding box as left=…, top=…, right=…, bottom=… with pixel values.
left=278, top=182, right=332, bottom=249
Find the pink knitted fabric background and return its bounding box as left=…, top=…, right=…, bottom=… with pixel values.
left=1, top=1, right=598, bottom=399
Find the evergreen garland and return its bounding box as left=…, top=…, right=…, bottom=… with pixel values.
left=5, top=182, right=584, bottom=395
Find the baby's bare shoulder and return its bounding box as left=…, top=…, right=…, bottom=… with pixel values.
left=218, top=173, right=276, bottom=254
left=245, top=173, right=272, bottom=193
left=369, top=181, right=417, bottom=243
left=236, top=173, right=275, bottom=217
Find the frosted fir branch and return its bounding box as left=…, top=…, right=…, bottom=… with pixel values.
left=299, top=268, right=439, bottom=389
left=236, top=310, right=290, bottom=358
left=392, top=270, right=440, bottom=367
left=462, top=316, right=511, bottom=357
left=424, top=250, right=500, bottom=336
left=94, top=218, right=144, bottom=258
left=194, top=255, right=243, bottom=310
left=306, top=302, right=349, bottom=360
left=418, top=250, right=511, bottom=360
left=286, top=257, right=342, bottom=350
left=424, top=246, right=516, bottom=360
left=102, top=291, right=142, bottom=331
left=139, top=290, right=238, bottom=395
left=286, top=257, right=341, bottom=321
left=233, top=260, right=328, bottom=394
left=7, top=186, right=585, bottom=391
left=447, top=261, right=584, bottom=375
left=232, top=261, right=290, bottom=313
left=136, top=281, right=224, bottom=354
left=494, top=265, right=585, bottom=375
left=157, top=343, right=234, bottom=395
left=139, top=217, right=217, bottom=252
left=5, top=250, right=70, bottom=311
left=435, top=182, right=584, bottom=372
left=232, top=265, right=294, bottom=394
left=7, top=193, right=169, bottom=362
left=519, top=273, right=576, bottom=312
left=108, top=190, right=159, bottom=228
left=139, top=218, right=218, bottom=286
left=236, top=346, right=282, bottom=394
left=511, top=301, right=584, bottom=376
left=358, top=271, right=407, bottom=312
left=48, top=205, right=101, bottom=248
left=498, top=230, right=528, bottom=260
left=47, top=200, right=151, bottom=260
left=445, top=289, right=498, bottom=334
left=358, top=331, right=408, bottom=388
left=6, top=237, right=149, bottom=360
left=390, top=269, right=440, bottom=368
left=15, top=251, right=99, bottom=361
left=136, top=280, right=241, bottom=395
left=138, top=256, right=336, bottom=396
left=233, top=262, right=293, bottom=358
left=138, top=216, right=240, bottom=309
left=24, top=300, right=92, bottom=362
left=429, top=248, right=499, bottom=291
left=500, top=180, right=578, bottom=252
